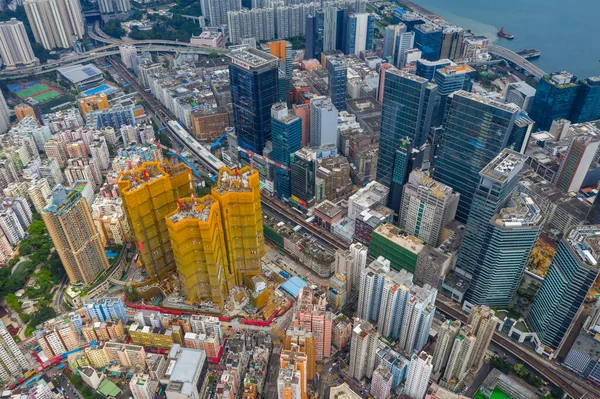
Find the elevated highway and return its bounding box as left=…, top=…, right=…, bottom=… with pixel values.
left=489, top=44, right=546, bottom=79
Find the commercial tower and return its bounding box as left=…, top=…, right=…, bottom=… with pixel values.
left=554, top=135, right=600, bottom=193
left=456, top=150, right=542, bottom=308
left=467, top=306, right=499, bottom=372
left=24, top=0, right=84, bottom=50
left=0, top=19, right=38, bottom=70
left=309, top=96, right=338, bottom=147
left=327, top=57, right=348, bottom=111
left=0, top=321, right=31, bottom=382
left=571, top=76, right=600, bottom=123
left=166, top=197, right=231, bottom=311
left=528, top=226, right=600, bottom=353
left=271, top=103, right=302, bottom=200
left=399, top=169, right=459, bottom=246
left=404, top=351, right=433, bottom=399
left=432, top=91, right=521, bottom=223
left=42, top=185, right=109, bottom=285
left=118, top=162, right=191, bottom=280
left=212, top=167, right=265, bottom=284
left=376, top=69, right=437, bottom=213
left=348, top=319, right=379, bottom=381
left=431, top=320, right=460, bottom=373
left=344, top=13, right=375, bottom=56
left=229, top=48, right=279, bottom=155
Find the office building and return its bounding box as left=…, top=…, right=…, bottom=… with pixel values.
left=202, top=0, right=241, bottom=26
left=376, top=69, right=437, bottom=212
left=118, top=162, right=191, bottom=280
left=456, top=150, right=542, bottom=308
left=305, top=12, right=324, bottom=60
left=440, top=26, right=464, bottom=60
left=344, top=13, right=375, bottom=56
left=504, top=81, right=536, bottom=113
left=166, top=197, right=230, bottom=311
left=432, top=91, right=521, bottom=223
left=554, top=135, right=600, bottom=193
left=468, top=306, right=499, bottom=372
left=211, top=167, right=265, bottom=285
left=271, top=103, right=302, bottom=200
left=327, top=57, right=347, bottom=111
left=369, top=223, right=424, bottom=273
left=24, top=0, right=84, bottom=50
left=443, top=325, right=475, bottom=385
left=383, top=24, right=405, bottom=60
left=229, top=48, right=279, bottom=155
left=405, top=351, right=433, bottom=399
left=399, top=170, right=459, bottom=246
left=432, top=320, right=460, bottom=373
left=384, top=24, right=414, bottom=68
left=416, top=59, right=452, bottom=81
left=529, top=71, right=581, bottom=131
left=0, top=90, right=9, bottom=134
left=348, top=319, right=378, bottom=381
left=98, top=0, right=131, bottom=13
left=310, top=96, right=338, bottom=147
left=42, top=185, right=109, bottom=285
left=164, top=345, right=207, bottom=399
left=571, top=76, right=600, bottom=123
left=290, top=147, right=316, bottom=208
left=414, top=22, right=442, bottom=61
left=528, top=226, right=600, bottom=352
left=0, top=19, right=38, bottom=70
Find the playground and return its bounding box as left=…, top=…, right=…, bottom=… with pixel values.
left=8, top=81, right=62, bottom=103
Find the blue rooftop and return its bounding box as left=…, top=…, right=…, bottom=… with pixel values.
left=280, top=276, right=307, bottom=298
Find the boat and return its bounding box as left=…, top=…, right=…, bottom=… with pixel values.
left=516, top=49, right=541, bottom=59
left=497, top=27, right=515, bottom=40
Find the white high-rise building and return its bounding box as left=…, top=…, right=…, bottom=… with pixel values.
left=404, top=351, right=433, bottom=399
left=432, top=320, right=460, bottom=373
left=353, top=13, right=371, bottom=56
left=0, top=19, right=39, bottom=70
left=395, top=31, right=415, bottom=68
left=119, top=45, right=137, bottom=68
left=357, top=257, right=390, bottom=323
left=0, top=208, right=26, bottom=245
left=443, top=325, right=475, bottom=385
left=0, top=90, right=9, bottom=134
left=227, top=8, right=275, bottom=44
left=348, top=319, right=378, bottom=381
left=90, top=137, right=111, bottom=170
left=28, top=178, right=51, bottom=213
left=24, top=0, right=84, bottom=50
left=202, top=0, right=241, bottom=26
left=350, top=242, right=368, bottom=291
left=98, top=0, right=131, bottom=13
left=377, top=269, right=413, bottom=339
left=310, top=96, right=338, bottom=147
left=467, top=306, right=499, bottom=372
left=130, top=374, right=158, bottom=399
left=398, top=284, right=437, bottom=354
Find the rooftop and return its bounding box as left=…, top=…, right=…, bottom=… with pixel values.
left=454, top=90, right=520, bottom=113
left=214, top=168, right=255, bottom=195
left=229, top=48, right=278, bottom=70
left=480, top=149, right=527, bottom=183
left=408, top=169, right=455, bottom=199
left=565, top=226, right=600, bottom=268
left=436, top=65, right=475, bottom=77
left=168, top=197, right=215, bottom=223
left=58, top=64, right=102, bottom=84
left=315, top=200, right=343, bottom=218
left=373, top=224, right=425, bottom=254
left=493, top=193, right=543, bottom=228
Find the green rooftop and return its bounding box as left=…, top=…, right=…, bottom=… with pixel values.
left=97, top=380, right=122, bottom=398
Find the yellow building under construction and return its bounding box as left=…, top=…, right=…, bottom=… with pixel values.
left=117, top=162, right=191, bottom=280
left=166, top=196, right=235, bottom=310
left=212, top=167, right=265, bottom=286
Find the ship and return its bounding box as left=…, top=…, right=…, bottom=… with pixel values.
left=497, top=27, right=515, bottom=39
left=516, top=49, right=541, bottom=59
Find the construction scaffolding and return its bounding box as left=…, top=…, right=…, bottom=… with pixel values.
left=117, top=161, right=191, bottom=280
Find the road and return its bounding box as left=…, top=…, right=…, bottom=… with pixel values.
left=488, top=44, right=546, bottom=79
left=435, top=300, right=589, bottom=399
left=52, top=275, right=69, bottom=314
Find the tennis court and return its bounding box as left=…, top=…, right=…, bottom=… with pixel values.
left=15, top=84, right=51, bottom=99
left=11, top=82, right=62, bottom=103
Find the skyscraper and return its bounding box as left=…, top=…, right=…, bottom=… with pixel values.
left=348, top=319, right=379, bottom=381
left=268, top=41, right=293, bottom=102
left=394, top=30, right=415, bottom=68
left=571, top=76, right=600, bottom=123
left=229, top=48, right=279, bottom=155
left=413, top=22, right=443, bottom=61
left=528, top=226, right=600, bottom=352
left=42, top=185, right=109, bottom=285
left=439, top=26, right=464, bottom=60
left=309, top=96, right=338, bottom=147
left=383, top=24, right=405, bottom=60
left=322, top=6, right=338, bottom=52
left=442, top=325, right=475, bottom=385
left=350, top=242, right=368, bottom=291
left=357, top=257, right=390, bottom=323
left=554, top=135, right=600, bottom=193
left=290, top=148, right=316, bottom=208
left=376, top=68, right=437, bottom=212
left=327, top=57, right=348, bottom=111
left=292, top=288, right=332, bottom=362
left=344, top=13, right=375, bottom=56
left=404, top=351, right=433, bottom=399
left=305, top=12, right=324, bottom=60
left=456, top=150, right=542, bottom=308
left=118, top=162, right=191, bottom=280
left=399, top=169, right=459, bottom=246
left=201, top=0, right=241, bottom=26
left=271, top=103, right=302, bottom=200
left=432, top=91, right=520, bottom=223
left=166, top=197, right=231, bottom=311
left=279, top=344, right=308, bottom=399
left=432, top=320, right=460, bottom=373
left=467, top=306, right=499, bottom=372
left=529, top=71, right=581, bottom=131
left=211, top=167, right=265, bottom=285
left=0, top=19, right=38, bottom=70
left=98, top=0, right=131, bottom=13
left=24, top=0, right=84, bottom=50
left=0, top=89, right=9, bottom=134
left=0, top=321, right=30, bottom=382
left=415, top=59, right=452, bottom=81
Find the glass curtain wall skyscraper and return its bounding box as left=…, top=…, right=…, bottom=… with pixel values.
left=327, top=57, right=347, bottom=111
left=455, top=150, right=542, bottom=308
left=271, top=103, right=302, bottom=200
left=432, top=91, right=520, bottom=223
left=375, top=68, right=437, bottom=213
left=229, top=48, right=279, bottom=155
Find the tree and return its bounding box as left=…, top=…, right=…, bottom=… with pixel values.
left=5, top=294, right=21, bottom=312
left=28, top=219, right=46, bottom=235
left=103, top=20, right=126, bottom=39
left=125, top=286, right=139, bottom=302
left=550, top=387, right=564, bottom=399
left=29, top=306, right=56, bottom=327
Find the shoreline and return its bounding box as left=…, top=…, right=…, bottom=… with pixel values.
left=395, top=0, right=439, bottom=19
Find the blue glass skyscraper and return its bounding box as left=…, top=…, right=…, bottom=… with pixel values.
left=327, top=57, right=347, bottom=111
left=271, top=103, right=302, bottom=200
left=413, top=22, right=443, bottom=61
left=432, top=91, right=520, bottom=223
left=456, top=150, right=542, bottom=308
left=416, top=59, right=452, bottom=81
left=306, top=12, right=324, bottom=59
left=229, top=48, right=279, bottom=155
left=528, top=226, right=600, bottom=351
left=571, top=76, right=600, bottom=123
left=529, top=71, right=580, bottom=131
left=376, top=69, right=437, bottom=212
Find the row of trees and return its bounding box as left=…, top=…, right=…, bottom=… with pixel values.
left=489, top=355, right=564, bottom=397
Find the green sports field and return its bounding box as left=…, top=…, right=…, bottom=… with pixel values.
left=32, top=90, right=60, bottom=102
left=475, top=388, right=512, bottom=399
left=15, top=83, right=51, bottom=98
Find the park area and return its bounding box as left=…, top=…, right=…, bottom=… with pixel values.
left=8, top=81, right=62, bottom=103
left=475, top=388, right=512, bottom=399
